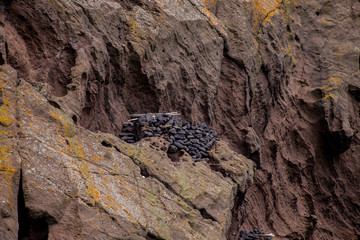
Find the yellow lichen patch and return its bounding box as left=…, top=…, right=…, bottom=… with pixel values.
left=0, top=130, right=15, bottom=138
left=263, top=8, right=284, bottom=24
left=67, top=138, right=85, bottom=160
left=200, top=0, right=227, bottom=37
left=0, top=104, right=11, bottom=127
left=0, top=140, right=16, bottom=206
left=332, top=45, right=356, bottom=59
left=127, top=11, right=141, bottom=41
left=0, top=143, right=16, bottom=175
left=0, top=84, right=13, bottom=127
left=320, top=76, right=341, bottom=91
left=67, top=139, right=100, bottom=205
left=50, top=110, right=75, bottom=138
left=319, top=76, right=342, bottom=102
left=322, top=94, right=337, bottom=101
left=202, top=0, right=217, bottom=13
left=254, top=0, right=282, bottom=16
left=66, top=138, right=124, bottom=212
left=334, top=46, right=349, bottom=57
left=282, top=43, right=297, bottom=68
left=244, top=0, right=283, bottom=27
left=85, top=181, right=101, bottom=205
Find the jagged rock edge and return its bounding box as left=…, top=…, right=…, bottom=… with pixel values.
left=112, top=144, right=219, bottom=224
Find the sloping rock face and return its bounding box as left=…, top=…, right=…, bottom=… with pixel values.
left=0, top=64, right=254, bottom=239
left=0, top=0, right=359, bottom=239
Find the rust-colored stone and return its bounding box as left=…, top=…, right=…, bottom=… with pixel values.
left=0, top=0, right=359, bottom=239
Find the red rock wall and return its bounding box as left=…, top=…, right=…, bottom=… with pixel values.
left=1, top=0, right=359, bottom=239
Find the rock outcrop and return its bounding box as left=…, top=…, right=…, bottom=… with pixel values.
left=0, top=64, right=254, bottom=239
left=0, top=0, right=359, bottom=239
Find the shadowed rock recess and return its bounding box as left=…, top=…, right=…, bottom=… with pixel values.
left=0, top=0, right=359, bottom=239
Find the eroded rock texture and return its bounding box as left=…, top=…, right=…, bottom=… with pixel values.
left=0, top=0, right=359, bottom=239
left=0, top=65, right=254, bottom=239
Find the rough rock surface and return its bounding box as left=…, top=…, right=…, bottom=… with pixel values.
left=1, top=0, right=360, bottom=239
left=0, top=64, right=254, bottom=239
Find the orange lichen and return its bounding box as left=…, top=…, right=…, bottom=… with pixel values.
left=68, top=139, right=100, bottom=205
left=199, top=0, right=227, bottom=37
left=202, top=0, right=217, bottom=13
left=50, top=110, right=75, bottom=138
left=68, top=139, right=85, bottom=159
left=334, top=46, right=350, bottom=57
left=0, top=139, right=16, bottom=210
left=320, top=76, right=342, bottom=102
left=254, top=0, right=282, bottom=16
left=320, top=76, right=341, bottom=90
left=127, top=11, right=142, bottom=41
left=0, top=105, right=11, bottom=127
left=0, top=83, right=13, bottom=127
left=323, top=94, right=337, bottom=101
left=243, top=0, right=283, bottom=28
left=0, top=143, right=16, bottom=175
left=86, top=183, right=101, bottom=205
left=263, top=8, right=283, bottom=23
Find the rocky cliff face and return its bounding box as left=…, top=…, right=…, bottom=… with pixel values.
left=0, top=0, right=359, bottom=239
left=0, top=64, right=254, bottom=240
